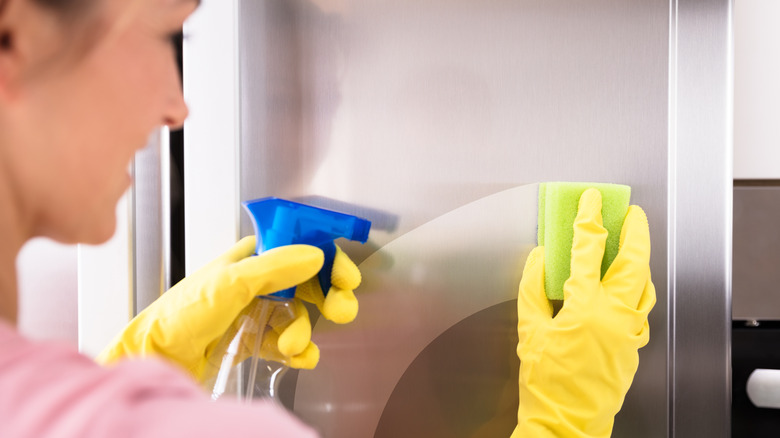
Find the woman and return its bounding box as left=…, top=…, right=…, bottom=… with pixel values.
left=0, top=0, right=366, bottom=435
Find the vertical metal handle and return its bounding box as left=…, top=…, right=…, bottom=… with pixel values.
left=133, top=129, right=169, bottom=313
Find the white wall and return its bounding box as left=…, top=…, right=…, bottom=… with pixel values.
left=734, top=0, right=780, bottom=178
left=17, top=239, right=78, bottom=346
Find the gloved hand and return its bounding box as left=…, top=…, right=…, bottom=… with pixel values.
left=295, top=244, right=362, bottom=324
left=96, top=236, right=362, bottom=380
left=512, top=188, right=656, bottom=438
left=261, top=243, right=363, bottom=365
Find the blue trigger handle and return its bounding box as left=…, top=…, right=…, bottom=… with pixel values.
left=317, top=241, right=337, bottom=297
left=269, top=241, right=336, bottom=300
left=242, top=197, right=371, bottom=300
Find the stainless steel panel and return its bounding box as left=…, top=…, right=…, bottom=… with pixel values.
left=221, top=0, right=731, bottom=436
left=669, top=0, right=732, bottom=436
left=132, top=131, right=168, bottom=314
left=732, top=184, right=780, bottom=321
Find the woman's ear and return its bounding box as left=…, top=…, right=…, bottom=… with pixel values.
left=0, top=0, right=64, bottom=101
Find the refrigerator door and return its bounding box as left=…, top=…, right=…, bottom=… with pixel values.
left=184, top=0, right=731, bottom=436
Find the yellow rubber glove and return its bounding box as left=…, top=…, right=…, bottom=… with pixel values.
left=295, top=244, right=363, bottom=324
left=96, top=236, right=361, bottom=379
left=265, top=243, right=363, bottom=361
left=512, top=188, right=656, bottom=438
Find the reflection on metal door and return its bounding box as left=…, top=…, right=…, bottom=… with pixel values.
left=183, top=0, right=732, bottom=436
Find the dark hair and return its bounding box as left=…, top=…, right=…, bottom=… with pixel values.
left=31, top=0, right=92, bottom=16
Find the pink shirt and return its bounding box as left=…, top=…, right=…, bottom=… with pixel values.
left=0, top=321, right=318, bottom=438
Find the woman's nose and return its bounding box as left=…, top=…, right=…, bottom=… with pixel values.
left=161, top=58, right=189, bottom=130
left=163, top=88, right=189, bottom=130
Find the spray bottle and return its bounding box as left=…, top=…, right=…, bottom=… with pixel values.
left=202, top=197, right=371, bottom=403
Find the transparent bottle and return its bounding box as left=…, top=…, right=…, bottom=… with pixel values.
left=201, top=197, right=371, bottom=404
left=202, top=295, right=296, bottom=403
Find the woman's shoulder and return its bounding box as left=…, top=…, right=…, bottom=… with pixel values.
left=0, top=321, right=318, bottom=438
left=0, top=319, right=190, bottom=388
left=0, top=321, right=197, bottom=436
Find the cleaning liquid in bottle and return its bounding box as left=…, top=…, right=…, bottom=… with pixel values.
left=201, top=197, right=371, bottom=404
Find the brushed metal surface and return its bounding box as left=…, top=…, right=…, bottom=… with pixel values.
left=732, top=185, right=780, bottom=320
left=235, top=1, right=670, bottom=437
left=669, top=0, right=732, bottom=436
left=132, top=131, right=167, bottom=313
left=297, top=186, right=538, bottom=436
left=182, top=0, right=732, bottom=436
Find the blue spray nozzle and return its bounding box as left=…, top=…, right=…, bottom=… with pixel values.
left=242, top=197, right=372, bottom=299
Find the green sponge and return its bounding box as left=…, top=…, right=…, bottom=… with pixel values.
left=538, top=182, right=631, bottom=300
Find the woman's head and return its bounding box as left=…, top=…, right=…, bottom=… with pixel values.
left=0, top=0, right=197, bottom=245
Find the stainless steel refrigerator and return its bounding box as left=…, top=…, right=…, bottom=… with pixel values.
left=86, top=1, right=734, bottom=437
